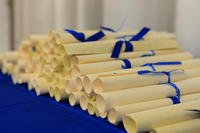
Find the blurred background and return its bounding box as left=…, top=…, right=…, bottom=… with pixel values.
left=0, top=0, right=199, bottom=57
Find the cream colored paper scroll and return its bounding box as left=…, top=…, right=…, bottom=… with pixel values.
left=93, top=69, right=200, bottom=92
left=95, top=77, right=200, bottom=113
left=72, top=52, right=192, bottom=77
left=64, top=39, right=179, bottom=56
left=150, top=119, right=200, bottom=133
left=123, top=100, right=200, bottom=133
left=82, top=59, right=200, bottom=94
left=50, top=30, right=176, bottom=45
left=71, top=49, right=181, bottom=65
left=68, top=91, right=84, bottom=106
left=108, top=93, right=200, bottom=124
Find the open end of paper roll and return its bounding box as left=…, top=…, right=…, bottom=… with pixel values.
left=71, top=65, right=81, bottom=78
left=99, top=111, right=107, bottom=119
left=83, top=76, right=93, bottom=94
left=43, top=41, right=51, bottom=53
left=54, top=88, right=61, bottom=102
left=63, top=55, right=70, bottom=68
left=123, top=116, right=137, bottom=133
left=71, top=56, right=79, bottom=65
left=35, top=88, right=41, bottom=96
left=79, top=95, right=88, bottom=110
left=69, top=93, right=76, bottom=106
left=108, top=108, right=120, bottom=125
left=28, top=83, right=34, bottom=90
left=75, top=77, right=83, bottom=91
left=87, top=103, right=95, bottom=115
left=96, top=95, right=107, bottom=113
left=93, top=79, right=103, bottom=93
left=49, top=86, right=55, bottom=97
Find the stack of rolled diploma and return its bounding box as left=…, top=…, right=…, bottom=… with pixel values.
left=1, top=28, right=200, bottom=133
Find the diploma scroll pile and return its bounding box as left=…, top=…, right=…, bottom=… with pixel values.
left=0, top=29, right=200, bottom=133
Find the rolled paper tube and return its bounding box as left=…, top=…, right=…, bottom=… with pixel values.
left=72, top=52, right=192, bottom=77
left=64, top=38, right=179, bottom=56
left=18, top=73, right=35, bottom=84
left=54, top=30, right=175, bottom=45
left=2, top=62, right=14, bottom=74
left=54, top=86, right=68, bottom=102
left=75, top=76, right=84, bottom=91
left=41, top=40, right=55, bottom=54
left=4, top=51, right=19, bottom=63
left=35, top=81, right=52, bottom=96
left=71, top=49, right=182, bottom=65
left=48, top=86, right=55, bottom=98
left=150, top=119, right=200, bottom=133
left=83, top=59, right=200, bottom=94
left=122, top=100, right=200, bottom=133
left=108, top=93, right=200, bottom=124
left=63, top=55, right=71, bottom=68
left=79, top=93, right=89, bottom=110
left=87, top=101, right=96, bottom=115
left=95, top=77, right=200, bottom=113
left=17, top=60, right=28, bottom=71
left=54, top=31, right=96, bottom=44
left=68, top=91, right=84, bottom=106
left=29, top=77, right=46, bottom=91
left=93, top=69, right=200, bottom=92
left=65, top=80, right=78, bottom=94
left=28, top=35, right=48, bottom=45
left=18, top=40, right=31, bottom=52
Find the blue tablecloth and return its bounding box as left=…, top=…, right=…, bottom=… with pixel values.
left=0, top=72, right=126, bottom=133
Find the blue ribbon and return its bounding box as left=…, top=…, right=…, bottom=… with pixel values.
left=137, top=70, right=172, bottom=83
left=111, top=27, right=151, bottom=58
left=141, top=61, right=182, bottom=71
left=111, top=40, right=133, bottom=58
left=121, top=59, right=131, bottom=69
left=167, top=82, right=181, bottom=104
left=130, top=27, right=151, bottom=41
left=64, top=29, right=105, bottom=42
left=140, top=50, right=155, bottom=57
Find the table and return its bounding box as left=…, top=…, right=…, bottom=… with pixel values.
left=0, top=72, right=126, bottom=133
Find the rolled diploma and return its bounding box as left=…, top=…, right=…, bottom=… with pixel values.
left=108, top=93, right=200, bottom=124
left=68, top=91, right=84, bottom=106
left=52, top=30, right=175, bottom=44
left=4, top=51, right=19, bottom=63
left=64, top=39, right=179, bottom=56
left=93, top=69, right=200, bottom=92
left=54, top=85, right=67, bottom=102
left=71, top=49, right=182, bottom=65
left=150, top=119, right=200, bottom=133
left=83, top=59, right=200, bottom=94
left=72, top=52, right=192, bottom=77
left=123, top=100, right=200, bottom=133
left=95, top=77, right=200, bottom=113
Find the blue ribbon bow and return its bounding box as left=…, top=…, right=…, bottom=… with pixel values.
left=64, top=29, right=105, bottom=42
left=121, top=59, right=132, bottom=69
left=111, top=27, right=151, bottom=58
left=111, top=40, right=133, bottom=58
left=141, top=61, right=182, bottom=71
